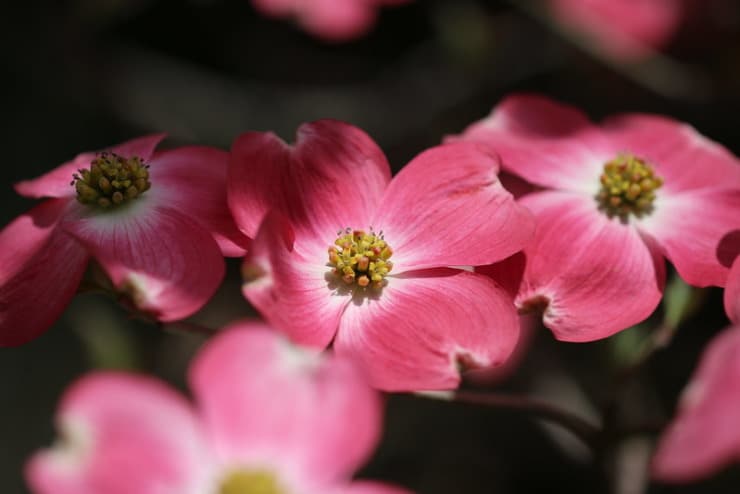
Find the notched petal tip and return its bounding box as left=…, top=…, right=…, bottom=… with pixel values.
left=241, top=260, right=268, bottom=284
left=517, top=294, right=551, bottom=316
left=113, top=271, right=165, bottom=322
left=454, top=349, right=495, bottom=375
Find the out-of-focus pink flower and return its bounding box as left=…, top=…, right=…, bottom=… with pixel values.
left=546, top=0, right=686, bottom=60
left=26, top=322, right=409, bottom=494
left=652, top=325, right=740, bottom=482
left=228, top=119, right=535, bottom=391
left=251, top=0, right=412, bottom=41
left=0, top=135, right=248, bottom=346
left=453, top=94, right=740, bottom=342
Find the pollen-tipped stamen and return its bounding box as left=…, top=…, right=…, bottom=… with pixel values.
left=596, top=154, right=663, bottom=218
left=71, top=152, right=151, bottom=209
left=328, top=228, right=394, bottom=290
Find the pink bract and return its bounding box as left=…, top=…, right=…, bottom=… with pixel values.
left=452, top=94, right=740, bottom=342
left=652, top=325, right=740, bottom=483
left=0, top=135, right=248, bottom=346
left=547, top=0, right=686, bottom=60
left=724, top=257, right=740, bottom=324
left=229, top=119, right=535, bottom=391
left=250, top=0, right=412, bottom=42
left=26, top=322, right=409, bottom=494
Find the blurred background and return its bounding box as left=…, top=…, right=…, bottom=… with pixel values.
left=2, top=0, right=740, bottom=492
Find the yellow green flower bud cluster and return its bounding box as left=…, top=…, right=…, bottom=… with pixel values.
left=328, top=229, right=393, bottom=289
left=72, top=153, right=151, bottom=209
left=597, top=154, right=663, bottom=218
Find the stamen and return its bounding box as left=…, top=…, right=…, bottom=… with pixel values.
left=596, top=154, right=663, bottom=219
left=72, top=152, right=151, bottom=209
left=327, top=229, right=394, bottom=290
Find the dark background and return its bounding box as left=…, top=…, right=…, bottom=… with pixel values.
left=2, top=0, right=740, bottom=492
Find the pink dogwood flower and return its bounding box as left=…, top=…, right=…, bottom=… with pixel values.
left=251, top=0, right=412, bottom=41
left=27, top=322, right=408, bottom=494
left=546, top=0, right=686, bottom=60
left=453, top=94, right=740, bottom=342
left=0, top=134, right=247, bottom=346
left=228, top=119, right=535, bottom=391
left=652, top=325, right=740, bottom=483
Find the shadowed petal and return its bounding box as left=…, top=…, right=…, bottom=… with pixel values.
left=26, top=373, right=208, bottom=494
left=725, top=259, right=740, bottom=324
left=228, top=120, right=391, bottom=240
left=62, top=203, right=224, bottom=321
left=517, top=191, right=665, bottom=342
left=15, top=134, right=166, bottom=199
left=0, top=199, right=88, bottom=346
left=150, top=146, right=249, bottom=257
left=334, top=269, right=520, bottom=391
left=241, top=212, right=348, bottom=348
left=190, top=323, right=381, bottom=485
left=475, top=252, right=527, bottom=299
left=373, top=143, right=534, bottom=272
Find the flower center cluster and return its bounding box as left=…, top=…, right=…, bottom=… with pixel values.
left=596, top=154, right=663, bottom=218
left=219, top=470, right=284, bottom=494
left=72, top=152, right=151, bottom=209
left=328, top=228, right=393, bottom=289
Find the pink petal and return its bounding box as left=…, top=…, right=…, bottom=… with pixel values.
left=459, top=93, right=594, bottom=139
left=652, top=326, right=740, bottom=483
left=453, top=94, right=611, bottom=192
left=228, top=120, right=391, bottom=240
left=463, top=314, right=539, bottom=387
left=109, top=133, right=167, bottom=162
left=62, top=204, right=225, bottom=322
left=189, top=322, right=382, bottom=485
left=298, top=0, right=377, bottom=41
left=638, top=188, right=740, bottom=287
left=341, top=481, right=414, bottom=494
left=372, top=142, right=534, bottom=272
left=333, top=268, right=520, bottom=391
left=15, top=134, right=166, bottom=200
left=498, top=171, right=542, bottom=200
left=26, top=372, right=207, bottom=494
left=250, top=0, right=408, bottom=41
left=603, top=114, right=740, bottom=194
left=0, top=199, right=88, bottom=346
left=475, top=252, right=526, bottom=299
left=149, top=146, right=249, bottom=257
left=241, top=212, right=348, bottom=348
left=549, top=0, right=683, bottom=60
left=725, top=259, right=740, bottom=324
left=517, top=191, right=665, bottom=342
